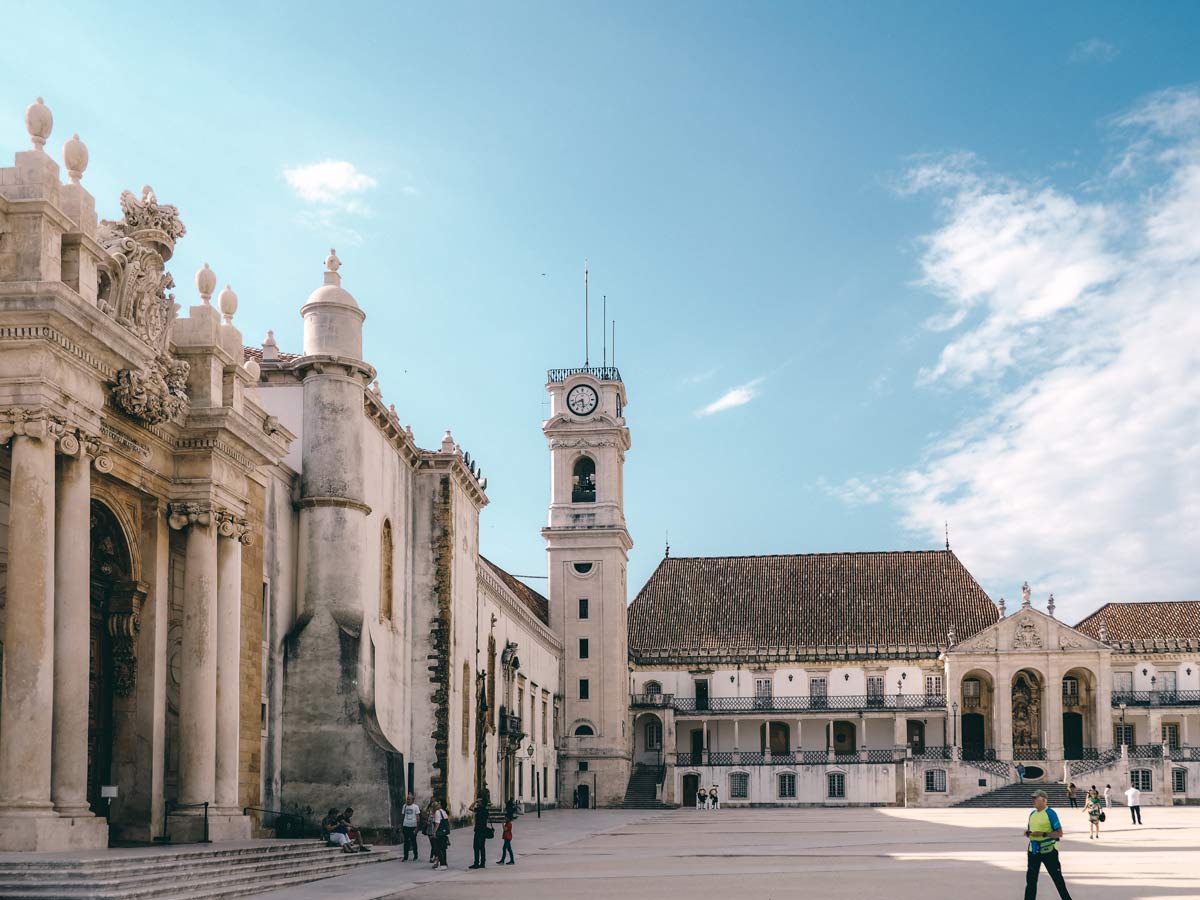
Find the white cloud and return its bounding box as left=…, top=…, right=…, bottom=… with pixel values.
left=283, top=160, right=377, bottom=210
left=1069, top=39, right=1119, bottom=64
left=881, top=87, right=1200, bottom=621
left=695, top=378, right=764, bottom=417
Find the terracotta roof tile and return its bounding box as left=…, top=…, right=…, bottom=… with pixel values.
left=481, top=556, right=549, bottom=626
left=1075, top=601, right=1200, bottom=642
left=627, top=550, right=997, bottom=658
left=243, top=346, right=300, bottom=364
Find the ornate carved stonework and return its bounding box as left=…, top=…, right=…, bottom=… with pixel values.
left=1012, top=618, right=1043, bottom=650
left=214, top=508, right=253, bottom=545
left=549, top=437, right=618, bottom=449
left=167, top=501, right=212, bottom=531
left=111, top=358, right=189, bottom=425
left=0, top=407, right=63, bottom=443
left=107, top=581, right=147, bottom=696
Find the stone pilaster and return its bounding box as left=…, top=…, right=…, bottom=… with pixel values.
left=214, top=510, right=250, bottom=815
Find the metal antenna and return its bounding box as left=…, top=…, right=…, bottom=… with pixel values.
left=612, top=319, right=616, bottom=367
left=584, top=259, right=589, bottom=366
left=945, top=521, right=950, bottom=550
left=602, top=294, right=607, bottom=367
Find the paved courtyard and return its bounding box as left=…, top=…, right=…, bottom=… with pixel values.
left=254, top=806, right=1200, bottom=900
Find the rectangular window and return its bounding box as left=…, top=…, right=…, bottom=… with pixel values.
left=1162, top=723, right=1180, bottom=751
left=778, top=773, right=796, bottom=799
left=578, top=598, right=589, bottom=619
left=579, top=679, right=589, bottom=700
left=1113, top=672, right=1133, bottom=695
left=925, top=675, right=944, bottom=697
left=1115, top=723, right=1135, bottom=747
left=810, top=677, right=827, bottom=709
left=579, top=638, right=589, bottom=659
left=925, top=769, right=947, bottom=792
left=518, top=762, right=524, bottom=797
left=578, top=760, right=588, bottom=772
left=1062, top=677, right=1080, bottom=705
left=827, top=772, right=845, bottom=799
left=755, top=678, right=772, bottom=710
left=1159, top=671, right=1177, bottom=697
left=730, top=772, right=749, bottom=799
left=1172, top=768, right=1187, bottom=794
left=543, top=767, right=548, bottom=797
left=542, top=699, right=548, bottom=744
left=867, top=675, right=885, bottom=707
left=1131, top=769, right=1152, bottom=792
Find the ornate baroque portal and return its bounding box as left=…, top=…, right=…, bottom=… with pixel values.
left=1011, top=670, right=1043, bottom=759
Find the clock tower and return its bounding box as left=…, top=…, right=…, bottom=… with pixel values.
left=543, top=365, right=632, bottom=807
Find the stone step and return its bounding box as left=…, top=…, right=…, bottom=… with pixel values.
left=0, top=846, right=402, bottom=900
left=0, top=841, right=325, bottom=878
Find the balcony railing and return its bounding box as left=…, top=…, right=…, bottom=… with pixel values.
left=912, top=746, right=953, bottom=760
left=1125, top=743, right=1164, bottom=759
left=673, top=749, right=910, bottom=766
left=1112, top=690, right=1200, bottom=707
left=1169, top=746, right=1200, bottom=762
left=1013, top=746, right=1045, bottom=761
left=630, top=693, right=675, bottom=708
left=1064, top=747, right=1100, bottom=761
left=673, top=694, right=946, bottom=714
left=548, top=366, right=622, bottom=384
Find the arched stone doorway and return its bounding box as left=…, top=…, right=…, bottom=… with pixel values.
left=961, top=670, right=995, bottom=760
left=681, top=773, right=699, bottom=806
left=634, top=713, right=664, bottom=765
left=88, top=500, right=141, bottom=819
left=760, top=722, right=791, bottom=755
left=1012, top=669, right=1044, bottom=760
left=1062, top=667, right=1097, bottom=759
left=831, top=721, right=856, bottom=755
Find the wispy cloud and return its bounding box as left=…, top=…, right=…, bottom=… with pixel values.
left=283, top=160, right=377, bottom=212
left=683, top=369, right=716, bottom=386
left=1070, top=38, right=1119, bottom=64
left=871, top=86, right=1200, bottom=620
left=695, top=377, right=764, bottom=417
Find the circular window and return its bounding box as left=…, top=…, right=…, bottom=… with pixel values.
left=573, top=562, right=593, bottom=575
left=1022, top=766, right=1045, bottom=780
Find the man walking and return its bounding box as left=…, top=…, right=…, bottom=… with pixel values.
left=1017, top=762, right=1026, bottom=785
left=1024, top=789, right=1073, bottom=900
left=400, top=793, right=421, bottom=861
left=1125, top=783, right=1143, bottom=824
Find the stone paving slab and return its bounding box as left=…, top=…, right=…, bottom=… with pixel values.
left=250, top=806, right=1200, bottom=900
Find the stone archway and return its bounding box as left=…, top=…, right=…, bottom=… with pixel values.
left=961, top=670, right=995, bottom=760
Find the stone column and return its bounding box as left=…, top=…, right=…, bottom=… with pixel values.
left=1046, top=666, right=1064, bottom=761
left=997, top=665, right=1013, bottom=759
left=51, top=444, right=92, bottom=816
left=0, top=429, right=57, bottom=815
left=214, top=513, right=246, bottom=814
left=172, top=503, right=218, bottom=810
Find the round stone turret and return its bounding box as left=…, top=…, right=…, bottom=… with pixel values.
left=301, top=248, right=365, bottom=359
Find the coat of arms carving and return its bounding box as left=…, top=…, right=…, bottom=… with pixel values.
left=1012, top=618, right=1043, bottom=649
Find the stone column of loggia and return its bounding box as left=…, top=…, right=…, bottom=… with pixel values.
left=0, top=430, right=57, bottom=814
left=174, top=505, right=219, bottom=810
left=51, top=441, right=93, bottom=816
left=214, top=516, right=244, bottom=814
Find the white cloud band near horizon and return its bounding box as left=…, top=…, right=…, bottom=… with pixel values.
left=696, top=377, right=764, bottom=416
left=832, top=86, right=1200, bottom=622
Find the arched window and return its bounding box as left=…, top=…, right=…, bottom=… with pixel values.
left=379, top=519, right=394, bottom=622
left=777, top=772, right=796, bottom=799
left=729, top=772, right=749, bottom=799
left=574, top=724, right=595, bottom=736
left=572, top=456, right=596, bottom=503
left=1172, top=767, right=1187, bottom=794
left=462, top=662, right=471, bottom=755
left=643, top=680, right=662, bottom=696
left=1062, top=676, right=1079, bottom=706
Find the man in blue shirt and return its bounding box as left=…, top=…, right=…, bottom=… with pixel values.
left=1024, top=789, right=1073, bottom=900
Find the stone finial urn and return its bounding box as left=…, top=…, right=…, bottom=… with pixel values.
left=25, top=97, right=52, bottom=150
left=63, top=133, right=88, bottom=183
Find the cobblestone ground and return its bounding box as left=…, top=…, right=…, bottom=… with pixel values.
left=255, top=806, right=1200, bottom=900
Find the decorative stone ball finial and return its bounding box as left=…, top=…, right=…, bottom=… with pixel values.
left=441, top=429, right=455, bottom=453
left=63, top=133, right=88, bottom=183
left=25, top=97, right=52, bottom=151
left=217, top=284, right=238, bottom=324
left=262, top=329, right=279, bottom=362
left=244, top=357, right=261, bottom=381
left=325, top=248, right=341, bottom=273
left=196, top=263, right=216, bottom=304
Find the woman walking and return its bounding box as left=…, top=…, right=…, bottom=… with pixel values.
left=429, top=800, right=450, bottom=870
left=1084, top=790, right=1103, bottom=839
left=1066, top=783, right=1077, bottom=809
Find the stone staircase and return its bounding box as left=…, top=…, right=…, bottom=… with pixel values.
left=955, top=782, right=1071, bottom=808
left=621, top=764, right=670, bottom=809
left=0, top=839, right=404, bottom=900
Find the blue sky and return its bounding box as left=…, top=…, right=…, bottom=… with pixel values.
left=4, top=2, right=1199, bottom=621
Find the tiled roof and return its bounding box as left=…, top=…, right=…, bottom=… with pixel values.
left=627, top=550, right=998, bottom=659
left=1075, top=601, right=1200, bottom=642
left=243, top=346, right=300, bottom=364
left=481, top=556, right=550, bottom=626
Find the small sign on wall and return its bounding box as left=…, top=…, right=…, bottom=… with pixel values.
left=101, top=786, right=119, bottom=798
left=978, top=779, right=987, bottom=787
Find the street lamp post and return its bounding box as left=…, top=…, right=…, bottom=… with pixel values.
left=952, top=701, right=959, bottom=747
left=1119, top=702, right=1127, bottom=751
left=527, top=744, right=540, bottom=818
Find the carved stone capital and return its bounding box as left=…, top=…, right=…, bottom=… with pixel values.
left=0, top=407, right=62, bottom=443
left=214, top=508, right=253, bottom=545
left=167, top=501, right=212, bottom=531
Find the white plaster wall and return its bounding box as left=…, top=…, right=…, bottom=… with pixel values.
left=255, top=383, right=304, bottom=473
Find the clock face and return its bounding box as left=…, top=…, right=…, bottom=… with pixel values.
left=567, top=384, right=599, bottom=416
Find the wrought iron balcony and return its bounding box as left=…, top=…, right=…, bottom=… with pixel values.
left=962, top=696, right=982, bottom=710
left=673, top=749, right=907, bottom=766
left=630, top=692, right=675, bottom=708
left=1013, top=746, right=1045, bottom=761
left=1112, top=690, right=1200, bottom=707
left=672, top=694, right=946, bottom=714
left=548, top=366, right=622, bottom=384
left=1169, top=746, right=1200, bottom=762
left=911, top=746, right=953, bottom=760
left=1125, top=743, right=1164, bottom=759
left=499, top=708, right=523, bottom=739
left=1064, top=747, right=1100, bottom=761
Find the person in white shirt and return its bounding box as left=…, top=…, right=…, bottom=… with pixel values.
left=400, top=793, right=421, bottom=861
left=1124, top=785, right=1142, bottom=825
left=1103, top=785, right=1111, bottom=808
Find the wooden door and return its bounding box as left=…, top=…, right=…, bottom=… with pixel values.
left=87, top=581, right=112, bottom=817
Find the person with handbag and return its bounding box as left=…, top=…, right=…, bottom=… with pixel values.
left=429, top=800, right=449, bottom=871
left=468, top=796, right=493, bottom=869
left=1084, top=790, right=1103, bottom=839
left=497, top=814, right=515, bottom=865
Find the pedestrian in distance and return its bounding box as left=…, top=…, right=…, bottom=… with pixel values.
left=1084, top=790, right=1102, bottom=839
left=468, top=795, right=493, bottom=869
left=429, top=800, right=449, bottom=871
left=1065, top=782, right=1077, bottom=808
left=1125, top=783, right=1143, bottom=825
left=400, top=793, right=421, bottom=861
left=1103, top=784, right=1111, bottom=808
left=709, top=785, right=720, bottom=810
left=497, top=814, right=515, bottom=865
left=1017, top=762, right=1026, bottom=785
left=696, top=787, right=707, bottom=810
left=1023, top=789, right=1074, bottom=900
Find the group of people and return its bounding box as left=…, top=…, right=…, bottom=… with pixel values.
left=318, top=807, right=368, bottom=853
left=694, top=786, right=720, bottom=809
left=1024, top=781, right=1149, bottom=899
left=384, top=793, right=517, bottom=871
